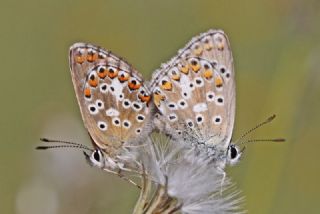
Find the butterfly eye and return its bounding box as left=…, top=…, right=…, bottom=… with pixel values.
left=227, top=145, right=242, bottom=166
left=230, top=146, right=238, bottom=159
left=93, top=150, right=101, bottom=161
left=89, top=149, right=105, bottom=168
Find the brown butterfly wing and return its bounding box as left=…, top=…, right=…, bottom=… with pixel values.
left=69, top=43, right=152, bottom=157
left=150, top=30, right=235, bottom=150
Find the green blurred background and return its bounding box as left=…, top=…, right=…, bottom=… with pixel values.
left=1, top=0, right=319, bottom=213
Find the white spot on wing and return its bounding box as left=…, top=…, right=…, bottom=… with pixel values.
left=215, top=95, right=224, bottom=106
left=118, top=92, right=124, bottom=101
left=122, top=120, right=131, bottom=129
left=106, top=108, right=120, bottom=117
left=167, top=113, right=178, bottom=122
left=95, top=99, right=104, bottom=109
left=194, top=77, right=204, bottom=87
left=193, top=103, right=208, bottom=113
left=179, top=74, right=193, bottom=100
left=135, top=128, right=141, bottom=135
left=213, top=115, right=222, bottom=125
left=206, top=91, right=215, bottom=102
left=112, top=117, right=121, bottom=127
left=136, top=114, right=145, bottom=122
left=109, top=78, right=124, bottom=102
left=196, top=114, right=204, bottom=124
left=88, top=104, right=98, bottom=115
left=186, top=119, right=194, bottom=128
left=97, top=121, right=107, bottom=131
left=178, top=99, right=188, bottom=109
left=122, top=99, right=131, bottom=109
left=100, top=83, right=108, bottom=93
left=131, top=101, right=142, bottom=112
left=182, top=91, right=191, bottom=99
left=167, top=102, right=178, bottom=110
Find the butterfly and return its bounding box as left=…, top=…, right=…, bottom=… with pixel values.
left=149, top=29, right=242, bottom=169
left=68, top=43, right=153, bottom=171
left=65, top=30, right=282, bottom=173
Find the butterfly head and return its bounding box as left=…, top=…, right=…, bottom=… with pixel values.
left=83, top=146, right=124, bottom=170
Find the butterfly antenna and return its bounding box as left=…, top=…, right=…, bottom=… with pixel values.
left=234, top=114, right=277, bottom=144
left=240, top=138, right=286, bottom=145
left=37, top=138, right=93, bottom=151
left=36, top=144, right=92, bottom=151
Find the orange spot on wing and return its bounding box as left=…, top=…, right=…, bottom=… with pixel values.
left=179, top=64, right=189, bottom=74
left=217, top=43, right=224, bottom=51
left=118, top=73, right=129, bottom=82
left=203, top=38, right=213, bottom=51
left=139, top=94, right=151, bottom=103
left=128, top=80, right=141, bottom=90
left=170, top=71, right=180, bottom=81
left=87, top=52, right=98, bottom=62
left=171, top=74, right=180, bottom=81
left=75, top=55, right=85, bottom=64
left=204, top=43, right=213, bottom=51
left=191, top=65, right=200, bottom=73
left=84, top=88, right=91, bottom=98
left=193, top=45, right=203, bottom=56
left=215, top=76, right=223, bottom=87
left=160, top=80, right=172, bottom=91
left=153, top=93, right=165, bottom=107
left=107, top=67, right=118, bottom=79
left=89, top=79, right=98, bottom=87
left=97, top=67, right=107, bottom=79
left=203, top=69, right=213, bottom=80
left=190, top=62, right=200, bottom=72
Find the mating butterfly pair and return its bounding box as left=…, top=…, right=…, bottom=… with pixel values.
left=69, top=29, right=241, bottom=171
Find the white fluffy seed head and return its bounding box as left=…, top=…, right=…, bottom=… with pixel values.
left=137, top=136, right=244, bottom=214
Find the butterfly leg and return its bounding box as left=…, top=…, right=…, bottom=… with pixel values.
left=117, top=168, right=142, bottom=189
left=216, top=167, right=226, bottom=195
left=102, top=167, right=141, bottom=189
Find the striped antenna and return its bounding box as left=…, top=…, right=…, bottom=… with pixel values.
left=36, top=138, right=93, bottom=151
left=235, top=114, right=277, bottom=144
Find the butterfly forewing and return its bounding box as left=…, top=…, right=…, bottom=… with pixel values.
left=69, top=43, right=152, bottom=157
left=150, top=30, right=235, bottom=150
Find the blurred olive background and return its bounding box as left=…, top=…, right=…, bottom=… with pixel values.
left=1, top=0, right=319, bottom=213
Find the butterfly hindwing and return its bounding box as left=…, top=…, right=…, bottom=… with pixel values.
left=69, top=43, right=152, bottom=157
left=150, top=30, right=235, bottom=150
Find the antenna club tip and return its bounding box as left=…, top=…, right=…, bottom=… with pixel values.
left=35, top=146, right=48, bottom=150
left=275, top=138, right=286, bottom=142
left=40, top=138, right=49, bottom=142
left=268, top=114, right=276, bottom=121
